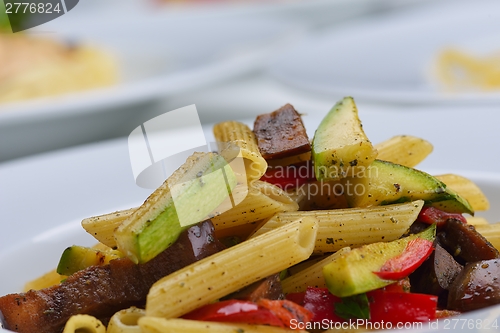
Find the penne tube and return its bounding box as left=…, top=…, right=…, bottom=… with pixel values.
left=435, top=174, right=490, bottom=211
left=24, top=269, right=65, bottom=291
left=213, top=121, right=268, bottom=181
left=467, top=216, right=489, bottom=225
left=62, top=314, right=105, bottom=333
left=288, top=180, right=348, bottom=211
left=267, top=151, right=311, bottom=167
left=81, top=208, right=136, bottom=248
left=282, top=247, right=351, bottom=294
left=146, top=217, right=318, bottom=319
left=107, top=307, right=145, bottom=333
left=139, top=317, right=307, bottom=333
left=211, top=180, right=298, bottom=230
left=252, top=201, right=424, bottom=254
left=474, top=223, right=500, bottom=251
left=375, top=135, right=433, bottom=168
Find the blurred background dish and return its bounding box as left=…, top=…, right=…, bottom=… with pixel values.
left=268, top=0, right=500, bottom=104
left=0, top=0, right=429, bottom=162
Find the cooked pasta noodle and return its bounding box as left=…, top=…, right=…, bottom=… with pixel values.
left=81, top=208, right=136, bottom=248
left=374, top=135, right=433, bottom=168
left=213, top=121, right=268, bottom=181
left=211, top=180, right=298, bottom=230
left=23, top=269, right=65, bottom=291
left=252, top=201, right=424, bottom=254
left=282, top=247, right=351, bottom=294
left=146, top=217, right=318, bottom=319
left=435, top=174, right=490, bottom=211
left=107, top=307, right=145, bottom=333
left=139, top=317, right=307, bottom=333
left=61, top=314, right=105, bottom=333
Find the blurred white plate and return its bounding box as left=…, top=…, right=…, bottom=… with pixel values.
left=268, top=0, right=500, bottom=104
left=0, top=10, right=304, bottom=161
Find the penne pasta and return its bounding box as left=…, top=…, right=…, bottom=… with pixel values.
left=146, top=217, right=318, bottom=319
left=139, top=317, right=307, bottom=333
left=213, top=121, right=268, bottom=181
left=474, top=223, right=500, bottom=251
left=267, top=151, right=311, bottom=167
left=107, top=307, right=145, bottom=333
left=81, top=208, right=136, bottom=249
left=374, top=135, right=433, bottom=168
left=61, top=314, right=105, bottom=333
left=435, top=174, right=490, bottom=211
left=252, top=201, right=424, bottom=254
left=282, top=247, right=351, bottom=294
left=467, top=216, right=490, bottom=225
left=23, top=269, right=65, bottom=291
left=211, top=180, right=298, bottom=230
left=288, top=180, right=348, bottom=211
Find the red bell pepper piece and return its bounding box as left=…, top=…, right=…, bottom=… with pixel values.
left=182, top=299, right=311, bottom=328
left=302, top=287, right=344, bottom=323
left=261, top=161, right=315, bottom=190
left=417, top=206, right=467, bottom=227
left=374, top=238, right=434, bottom=280
left=182, top=300, right=284, bottom=327
left=257, top=299, right=312, bottom=328
left=367, top=290, right=437, bottom=323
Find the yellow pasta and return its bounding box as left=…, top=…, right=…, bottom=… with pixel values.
left=282, top=247, right=351, bottom=294
left=61, top=314, right=105, bottom=333
left=288, top=180, right=348, bottom=211
left=374, top=135, right=433, bottom=168
left=467, top=216, right=490, bottom=225
left=81, top=208, right=136, bottom=248
left=139, top=317, right=307, bottom=333
left=435, top=174, right=490, bottom=211
left=213, top=121, right=268, bottom=181
left=253, top=201, right=424, bottom=254
left=474, top=223, right=500, bottom=251
left=211, top=180, right=298, bottom=230
left=23, top=269, right=65, bottom=291
left=267, top=151, right=311, bottom=167
left=146, top=217, right=318, bottom=319
left=107, top=307, right=145, bottom=333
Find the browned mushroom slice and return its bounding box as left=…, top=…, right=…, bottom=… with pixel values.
left=253, top=104, right=311, bottom=160
left=448, top=259, right=500, bottom=312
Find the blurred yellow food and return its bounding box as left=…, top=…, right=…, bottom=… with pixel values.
left=0, top=34, right=118, bottom=103
left=435, top=48, right=500, bottom=91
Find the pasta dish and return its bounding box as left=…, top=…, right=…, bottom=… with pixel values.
left=0, top=97, right=498, bottom=333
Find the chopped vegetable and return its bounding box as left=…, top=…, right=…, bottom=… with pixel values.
left=182, top=299, right=312, bottom=328
left=374, top=238, right=434, bottom=280
left=417, top=206, right=467, bottom=227
left=368, top=290, right=437, bottom=323
left=260, top=161, right=315, bottom=189
left=312, top=96, right=377, bottom=181
left=323, top=224, right=436, bottom=297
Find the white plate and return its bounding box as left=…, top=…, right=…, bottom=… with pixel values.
left=268, top=0, right=500, bottom=104
left=1, top=111, right=500, bottom=331
left=1, top=171, right=500, bottom=333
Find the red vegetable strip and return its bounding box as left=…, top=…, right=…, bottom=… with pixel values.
left=182, top=300, right=284, bottom=327
left=368, top=290, right=437, bottom=323
left=417, top=206, right=467, bottom=227
left=257, top=299, right=312, bottom=328
left=260, top=161, right=315, bottom=190
left=374, top=238, right=434, bottom=280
